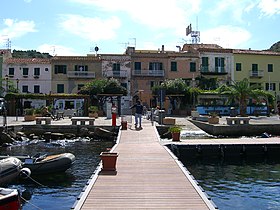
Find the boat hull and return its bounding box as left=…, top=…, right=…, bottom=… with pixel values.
left=23, top=153, right=75, bottom=175
left=0, top=157, right=22, bottom=186
left=0, top=188, right=21, bottom=209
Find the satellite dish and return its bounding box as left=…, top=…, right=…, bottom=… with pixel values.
left=94, top=46, right=99, bottom=52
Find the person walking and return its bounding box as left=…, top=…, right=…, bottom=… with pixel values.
left=130, top=100, right=144, bottom=129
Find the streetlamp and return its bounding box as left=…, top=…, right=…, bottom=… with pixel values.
left=5, top=75, right=8, bottom=94
left=16, top=78, right=19, bottom=92
left=16, top=79, right=19, bottom=121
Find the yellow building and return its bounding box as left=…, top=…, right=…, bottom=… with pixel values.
left=233, top=49, right=280, bottom=101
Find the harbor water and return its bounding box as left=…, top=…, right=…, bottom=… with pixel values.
left=1, top=139, right=115, bottom=210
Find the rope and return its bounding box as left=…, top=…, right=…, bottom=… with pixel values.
left=20, top=196, right=43, bottom=210
left=27, top=175, right=47, bottom=187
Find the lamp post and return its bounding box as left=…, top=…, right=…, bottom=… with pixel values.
left=16, top=79, right=19, bottom=121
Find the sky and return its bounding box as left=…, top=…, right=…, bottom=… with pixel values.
left=0, top=0, right=279, bottom=56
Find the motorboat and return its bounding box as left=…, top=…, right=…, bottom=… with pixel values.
left=0, top=188, right=21, bottom=209
left=0, top=157, right=22, bottom=186
left=0, top=153, right=75, bottom=175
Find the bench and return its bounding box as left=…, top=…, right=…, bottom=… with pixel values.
left=163, top=118, right=176, bottom=125
left=71, top=117, right=95, bottom=125
left=36, top=117, right=52, bottom=125
left=226, top=117, right=250, bottom=125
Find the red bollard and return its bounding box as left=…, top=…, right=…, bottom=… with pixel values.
left=111, top=104, right=117, bottom=126
left=112, top=112, right=116, bottom=126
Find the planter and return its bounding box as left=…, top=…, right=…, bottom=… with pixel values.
left=208, top=117, right=219, bottom=124
left=24, top=115, right=36, bottom=121
left=121, top=121, right=127, bottom=130
left=100, top=152, right=118, bottom=171
left=171, top=132, right=181, bottom=141
left=89, top=112, right=98, bottom=118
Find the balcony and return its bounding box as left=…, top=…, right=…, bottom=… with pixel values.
left=200, top=66, right=228, bottom=75
left=103, top=70, right=128, bottom=78
left=67, top=71, right=95, bottom=78
left=249, top=70, right=264, bottom=78
left=132, top=69, right=164, bottom=77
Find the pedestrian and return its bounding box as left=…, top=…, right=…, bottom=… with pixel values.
left=130, top=100, right=144, bottom=129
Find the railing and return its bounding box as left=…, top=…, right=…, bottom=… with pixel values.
left=200, top=66, right=227, bottom=74
left=132, top=69, right=164, bottom=77
left=67, top=71, right=96, bottom=78
left=103, top=70, right=128, bottom=78
left=249, top=70, right=264, bottom=78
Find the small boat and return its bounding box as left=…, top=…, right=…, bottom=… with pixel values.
left=0, top=157, right=22, bottom=186
left=0, top=188, right=21, bottom=209
left=20, top=153, right=75, bottom=175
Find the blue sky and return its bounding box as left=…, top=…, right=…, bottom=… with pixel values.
left=0, top=0, right=279, bottom=56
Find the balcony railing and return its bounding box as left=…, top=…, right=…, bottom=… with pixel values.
left=200, top=66, right=228, bottom=75
left=67, top=71, right=95, bottom=78
left=132, top=69, right=164, bottom=77
left=249, top=70, right=264, bottom=78
left=103, top=70, right=128, bottom=78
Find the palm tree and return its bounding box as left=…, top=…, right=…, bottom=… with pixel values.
left=219, top=78, right=270, bottom=116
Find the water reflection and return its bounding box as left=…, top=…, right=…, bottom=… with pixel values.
left=180, top=157, right=280, bottom=210
left=1, top=139, right=115, bottom=210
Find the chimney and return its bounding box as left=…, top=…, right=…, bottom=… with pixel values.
left=161, top=45, right=165, bottom=53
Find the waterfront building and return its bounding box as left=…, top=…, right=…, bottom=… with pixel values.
left=233, top=49, right=280, bottom=101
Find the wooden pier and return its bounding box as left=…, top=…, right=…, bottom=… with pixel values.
left=73, top=120, right=217, bottom=209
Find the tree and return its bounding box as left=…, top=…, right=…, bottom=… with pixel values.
left=219, top=78, right=274, bottom=116
left=78, top=78, right=127, bottom=110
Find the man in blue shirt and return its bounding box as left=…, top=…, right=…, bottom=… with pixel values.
left=130, top=100, right=144, bottom=129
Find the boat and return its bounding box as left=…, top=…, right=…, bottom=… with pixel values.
left=0, top=157, right=22, bottom=186
left=0, top=188, right=21, bottom=209
left=0, top=153, right=75, bottom=175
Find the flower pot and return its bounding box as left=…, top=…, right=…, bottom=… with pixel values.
left=100, top=152, right=118, bottom=171
left=24, top=115, right=36, bottom=121
left=171, top=132, right=181, bottom=141
left=208, top=117, right=219, bottom=124
left=121, top=121, right=127, bottom=130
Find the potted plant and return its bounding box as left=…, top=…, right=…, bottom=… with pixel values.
left=88, top=106, right=99, bottom=118
left=34, top=107, right=43, bottom=117
left=100, top=152, right=118, bottom=171
left=208, top=112, right=219, bottom=124
left=168, top=125, right=182, bottom=141
left=24, top=108, right=36, bottom=121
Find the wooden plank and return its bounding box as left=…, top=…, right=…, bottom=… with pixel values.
left=76, top=121, right=215, bottom=210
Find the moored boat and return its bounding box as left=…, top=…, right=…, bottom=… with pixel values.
left=0, top=157, right=22, bottom=186
left=0, top=153, right=75, bottom=175
left=0, top=188, right=21, bottom=209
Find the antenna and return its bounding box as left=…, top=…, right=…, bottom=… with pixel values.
left=90, top=44, right=99, bottom=56
left=185, top=19, right=200, bottom=44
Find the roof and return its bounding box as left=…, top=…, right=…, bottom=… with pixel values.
left=233, top=49, right=280, bottom=56
left=4, top=58, right=51, bottom=64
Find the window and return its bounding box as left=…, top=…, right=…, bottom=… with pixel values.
left=75, top=65, right=88, bottom=71
left=268, top=64, right=273, bottom=72
left=150, top=81, right=155, bottom=90
left=215, top=57, right=225, bottom=72
left=134, top=62, right=141, bottom=70
left=201, top=57, right=208, bottom=71
left=113, top=63, right=120, bottom=71
left=22, top=68, right=29, bottom=76
left=54, top=65, right=67, bottom=74
left=45, top=68, right=49, bottom=71
left=22, top=85, right=28, bottom=93
left=149, top=62, right=163, bottom=70
left=266, top=83, right=275, bottom=91
left=190, top=62, right=196, bottom=72
left=34, top=68, right=40, bottom=76
left=8, top=68, right=14, bottom=76
left=34, top=85, right=40, bottom=93
left=236, top=63, right=242, bottom=71
left=170, top=61, right=177, bottom=71
left=57, top=84, right=64, bottom=93
left=252, top=64, right=258, bottom=71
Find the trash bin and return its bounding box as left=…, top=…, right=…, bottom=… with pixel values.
left=158, top=110, right=165, bottom=125
left=230, top=107, right=237, bottom=117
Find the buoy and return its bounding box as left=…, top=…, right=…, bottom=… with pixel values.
left=19, top=167, right=31, bottom=179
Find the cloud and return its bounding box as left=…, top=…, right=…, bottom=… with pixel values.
left=59, top=14, right=121, bottom=41
left=0, top=19, right=36, bottom=39
left=258, top=0, right=280, bottom=16
left=201, top=25, right=251, bottom=48
left=70, top=0, right=201, bottom=30
left=37, top=44, right=79, bottom=56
